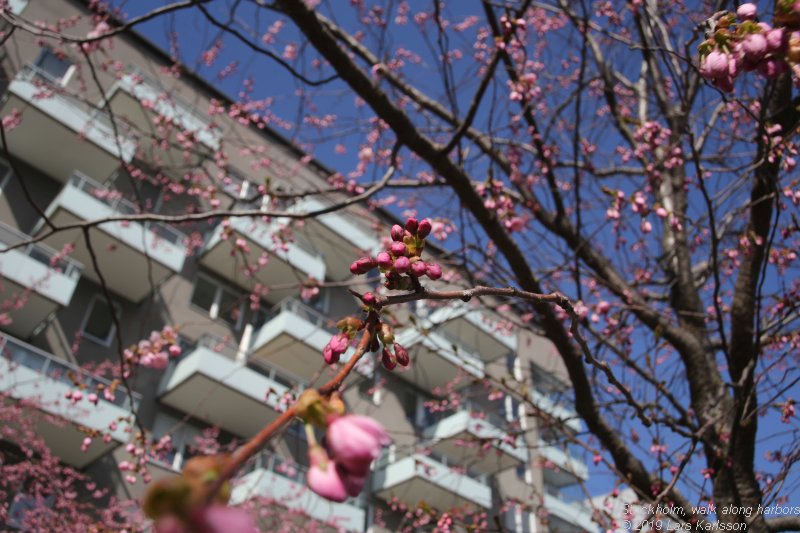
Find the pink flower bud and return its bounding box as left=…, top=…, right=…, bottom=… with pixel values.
left=393, top=256, right=411, bottom=274
left=390, top=242, right=408, bottom=256
left=323, top=333, right=350, bottom=365
left=169, top=344, right=182, bottom=357
left=701, top=50, right=729, bottom=78
left=376, top=251, right=393, bottom=269
left=307, top=447, right=348, bottom=502
left=362, top=292, right=377, bottom=305
left=736, top=3, right=757, bottom=20
left=741, top=33, right=768, bottom=68
left=416, top=218, right=432, bottom=238
left=350, top=256, right=378, bottom=275
left=390, top=224, right=405, bottom=241
left=405, top=217, right=418, bottom=234
left=88, top=393, right=99, bottom=405
left=410, top=261, right=427, bottom=277
left=766, top=28, right=786, bottom=53
left=394, top=343, right=410, bottom=366
left=381, top=348, right=397, bottom=370
left=326, top=415, right=391, bottom=476
left=426, top=263, right=442, bottom=280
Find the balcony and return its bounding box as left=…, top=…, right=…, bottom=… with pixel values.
left=288, top=197, right=380, bottom=281
left=530, top=390, right=582, bottom=432
left=421, top=407, right=527, bottom=475
left=35, top=172, right=187, bottom=302
left=538, top=439, right=589, bottom=487
left=373, top=451, right=492, bottom=511
left=0, top=333, right=137, bottom=468
left=249, top=298, right=338, bottom=383
left=392, top=328, right=484, bottom=392
left=159, top=335, right=303, bottom=438
left=0, top=222, right=82, bottom=337
left=107, top=66, right=220, bottom=171
left=0, top=65, right=136, bottom=182
left=544, top=488, right=596, bottom=532
left=423, top=305, right=516, bottom=363
left=230, top=450, right=366, bottom=532
left=201, top=216, right=325, bottom=299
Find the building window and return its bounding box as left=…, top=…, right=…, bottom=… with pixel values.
left=33, top=47, right=74, bottom=85
left=81, top=296, right=118, bottom=346
left=190, top=276, right=242, bottom=327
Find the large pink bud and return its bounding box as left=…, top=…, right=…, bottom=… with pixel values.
left=393, top=256, right=411, bottom=274
left=326, top=415, right=391, bottom=476
left=701, top=50, right=729, bottom=78
left=306, top=447, right=349, bottom=502
left=741, top=33, right=767, bottom=68
left=390, top=224, right=405, bottom=241
left=758, top=57, right=789, bottom=78
left=766, top=28, right=787, bottom=53
left=416, top=218, right=432, bottom=238
left=376, top=251, right=393, bottom=269
left=736, top=3, right=757, bottom=20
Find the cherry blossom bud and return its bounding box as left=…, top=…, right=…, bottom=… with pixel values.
left=390, top=224, right=405, bottom=241
left=381, top=347, right=397, bottom=370
left=350, top=256, right=377, bottom=275
left=393, top=256, right=410, bottom=274
left=326, top=415, right=391, bottom=476
left=426, top=263, right=443, bottom=280
left=390, top=242, right=408, bottom=256
left=362, top=292, right=377, bottom=306
left=72, top=390, right=83, bottom=402
left=655, top=207, right=668, bottom=218
left=88, top=393, right=99, bottom=405
left=405, top=217, right=418, bottom=234
left=641, top=219, right=653, bottom=233
left=701, top=50, right=729, bottom=78
left=306, top=446, right=348, bottom=502
left=169, top=344, right=182, bottom=358
left=416, top=218, right=432, bottom=238
left=736, top=3, right=757, bottom=20
left=376, top=251, right=393, bottom=269
left=766, top=28, right=786, bottom=54
left=741, top=33, right=768, bottom=68
left=394, top=343, right=409, bottom=366
left=410, top=260, right=427, bottom=277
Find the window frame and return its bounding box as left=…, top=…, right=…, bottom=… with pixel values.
left=80, top=295, right=120, bottom=347
left=33, top=47, right=75, bottom=86
left=190, top=274, right=243, bottom=329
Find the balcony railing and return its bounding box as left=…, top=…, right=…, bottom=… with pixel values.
left=377, top=448, right=489, bottom=485
left=0, top=221, right=82, bottom=279
left=259, top=297, right=338, bottom=336
left=196, top=333, right=306, bottom=390
left=69, top=171, right=186, bottom=246
left=427, top=327, right=483, bottom=368
left=126, top=65, right=215, bottom=136
left=419, top=400, right=509, bottom=431
left=0, top=333, right=140, bottom=410
left=19, top=64, right=138, bottom=143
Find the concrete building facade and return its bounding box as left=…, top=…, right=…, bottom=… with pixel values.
left=0, top=1, right=593, bottom=530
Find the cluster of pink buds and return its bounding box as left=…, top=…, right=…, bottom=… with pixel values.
left=350, top=217, right=442, bottom=290
left=323, top=312, right=410, bottom=371
left=297, top=391, right=391, bottom=502
left=698, top=3, right=800, bottom=92
left=124, top=326, right=182, bottom=370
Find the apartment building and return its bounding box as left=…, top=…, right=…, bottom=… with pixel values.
left=0, top=1, right=594, bottom=531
